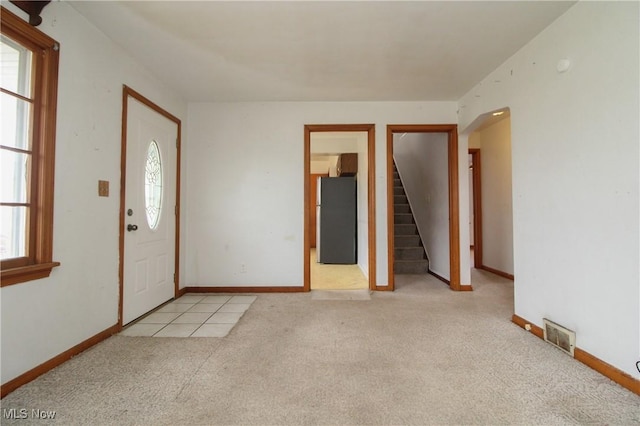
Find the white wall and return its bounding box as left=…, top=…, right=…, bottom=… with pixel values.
left=310, top=134, right=359, bottom=153
left=473, top=117, right=514, bottom=275
left=393, top=133, right=450, bottom=278
left=310, top=157, right=337, bottom=175
left=459, top=2, right=639, bottom=378
left=0, top=2, right=187, bottom=384
left=185, top=102, right=459, bottom=287
left=468, top=132, right=481, bottom=149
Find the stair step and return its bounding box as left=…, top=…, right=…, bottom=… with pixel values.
left=395, top=247, right=426, bottom=260
left=394, top=204, right=411, bottom=214
left=394, top=195, right=408, bottom=204
left=394, top=259, right=429, bottom=274
left=393, top=162, right=428, bottom=275
left=394, top=213, right=414, bottom=224
left=395, top=235, right=421, bottom=247
left=395, top=224, right=417, bottom=235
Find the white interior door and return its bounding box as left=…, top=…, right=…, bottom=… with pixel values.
left=123, top=97, right=177, bottom=325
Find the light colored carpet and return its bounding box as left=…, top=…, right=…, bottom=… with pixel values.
left=2, top=270, right=639, bottom=425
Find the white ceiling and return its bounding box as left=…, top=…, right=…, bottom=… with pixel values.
left=69, top=1, right=575, bottom=102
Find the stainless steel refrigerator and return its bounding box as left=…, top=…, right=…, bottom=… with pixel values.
left=316, top=177, right=357, bottom=264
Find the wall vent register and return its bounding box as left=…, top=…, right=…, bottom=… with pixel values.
left=543, top=318, right=576, bottom=357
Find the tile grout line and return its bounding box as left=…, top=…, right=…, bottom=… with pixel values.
left=119, top=294, right=258, bottom=337
left=139, top=294, right=257, bottom=337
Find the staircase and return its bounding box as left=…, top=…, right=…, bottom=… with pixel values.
left=393, top=163, right=430, bottom=274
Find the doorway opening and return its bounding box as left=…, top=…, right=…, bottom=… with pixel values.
left=386, top=124, right=464, bottom=291
left=466, top=109, right=514, bottom=280
left=119, top=86, right=182, bottom=326
left=469, top=149, right=482, bottom=268
left=303, top=124, right=376, bottom=291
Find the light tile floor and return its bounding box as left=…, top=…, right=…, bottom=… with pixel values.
left=120, top=294, right=257, bottom=338
left=310, top=248, right=368, bottom=290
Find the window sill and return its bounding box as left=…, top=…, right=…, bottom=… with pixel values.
left=1, top=262, right=61, bottom=287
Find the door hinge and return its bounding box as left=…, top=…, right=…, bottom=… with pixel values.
left=173, top=273, right=176, bottom=283
left=175, top=205, right=177, bottom=215
left=176, top=138, right=179, bottom=149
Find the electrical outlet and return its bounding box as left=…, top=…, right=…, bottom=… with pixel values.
left=240, top=264, right=246, bottom=273
left=98, top=180, right=109, bottom=197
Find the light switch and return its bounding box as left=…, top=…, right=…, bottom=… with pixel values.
left=98, top=180, right=109, bottom=197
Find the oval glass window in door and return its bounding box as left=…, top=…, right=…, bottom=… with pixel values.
left=144, top=140, right=163, bottom=230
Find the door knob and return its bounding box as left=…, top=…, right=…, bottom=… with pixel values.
left=127, top=224, right=138, bottom=232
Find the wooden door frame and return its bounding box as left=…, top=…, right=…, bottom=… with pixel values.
left=386, top=124, right=466, bottom=291
left=469, top=149, right=483, bottom=268
left=304, top=124, right=377, bottom=291
left=119, top=85, right=182, bottom=326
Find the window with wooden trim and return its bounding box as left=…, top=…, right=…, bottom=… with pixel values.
left=1, top=7, right=60, bottom=286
